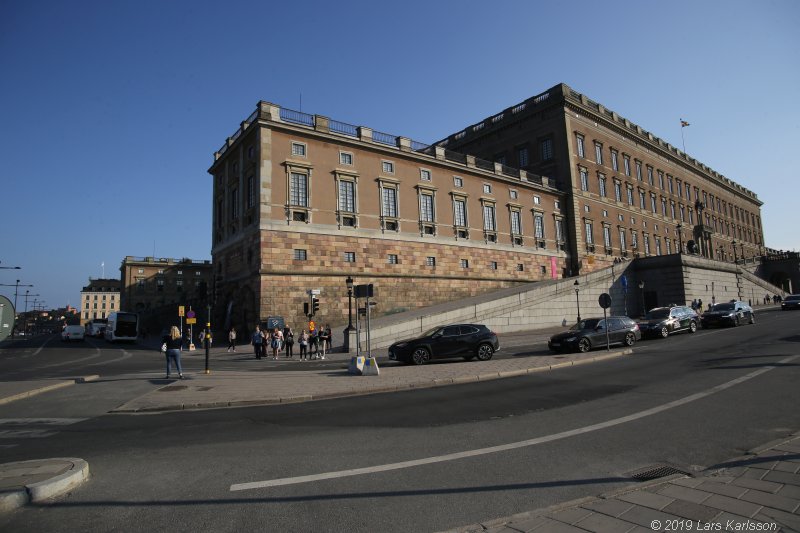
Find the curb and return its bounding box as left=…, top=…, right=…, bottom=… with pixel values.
left=0, top=458, right=89, bottom=513
left=111, top=349, right=632, bottom=413
left=0, top=376, right=100, bottom=407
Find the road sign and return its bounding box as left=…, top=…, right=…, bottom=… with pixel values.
left=599, top=293, right=612, bottom=309
left=179, top=306, right=185, bottom=317
left=307, top=289, right=321, bottom=295
left=309, top=320, right=316, bottom=332
left=187, top=310, right=196, bottom=319
left=186, top=318, right=197, bottom=325
left=354, top=284, right=373, bottom=298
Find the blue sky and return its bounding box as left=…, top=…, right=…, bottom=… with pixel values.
left=1, top=0, right=798, bottom=311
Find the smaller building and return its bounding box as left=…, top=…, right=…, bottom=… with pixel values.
left=79, top=278, right=120, bottom=325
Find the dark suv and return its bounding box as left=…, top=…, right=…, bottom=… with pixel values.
left=637, top=305, right=698, bottom=338
left=388, top=324, right=499, bottom=365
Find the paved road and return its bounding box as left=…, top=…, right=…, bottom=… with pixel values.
left=0, top=309, right=797, bottom=532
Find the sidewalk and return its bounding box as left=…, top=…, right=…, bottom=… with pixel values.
left=443, top=433, right=800, bottom=533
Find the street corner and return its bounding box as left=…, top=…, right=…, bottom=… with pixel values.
left=0, top=458, right=89, bottom=513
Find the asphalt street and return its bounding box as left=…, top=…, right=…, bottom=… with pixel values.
left=0, top=309, right=798, bottom=532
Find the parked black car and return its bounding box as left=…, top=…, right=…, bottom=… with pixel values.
left=781, top=294, right=800, bottom=311
left=637, top=305, right=699, bottom=338
left=388, top=324, right=499, bottom=365
left=548, top=317, right=641, bottom=353
left=700, top=301, right=755, bottom=327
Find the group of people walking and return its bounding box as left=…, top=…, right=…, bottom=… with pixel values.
left=249, top=324, right=332, bottom=361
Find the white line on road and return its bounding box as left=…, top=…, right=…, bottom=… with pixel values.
left=230, top=354, right=798, bottom=492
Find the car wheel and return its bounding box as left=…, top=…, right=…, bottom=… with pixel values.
left=688, top=321, right=697, bottom=333
left=410, top=347, right=430, bottom=365
left=659, top=326, right=669, bottom=338
left=749, top=313, right=756, bottom=325
left=734, top=315, right=741, bottom=327
left=577, top=338, right=591, bottom=353
left=624, top=332, right=636, bottom=346
left=476, top=343, right=494, bottom=361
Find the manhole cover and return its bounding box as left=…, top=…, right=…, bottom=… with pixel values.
left=159, top=385, right=188, bottom=392
left=626, top=463, right=692, bottom=481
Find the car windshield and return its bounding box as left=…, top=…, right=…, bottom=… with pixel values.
left=645, top=309, right=670, bottom=319
left=786, top=295, right=800, bottom=302
left=572, top=319, right=601, bottom=330
left=711, top=303, right=735, bottom=311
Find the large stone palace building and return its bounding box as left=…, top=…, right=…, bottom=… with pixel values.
left=209, top=83, right=764, bottom=332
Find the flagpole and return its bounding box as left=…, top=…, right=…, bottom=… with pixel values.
left=680, top=118, right=689, bottom=153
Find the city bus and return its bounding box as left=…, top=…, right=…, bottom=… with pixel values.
left=104, top=312, right=139, bottom=342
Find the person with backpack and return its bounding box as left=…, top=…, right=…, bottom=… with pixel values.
left=284, top=326, right=295, bottom=358
left=251, top=326, right=263, bottom=359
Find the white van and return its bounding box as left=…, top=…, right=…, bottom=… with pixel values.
left=61, top=325, right=85, bottom=341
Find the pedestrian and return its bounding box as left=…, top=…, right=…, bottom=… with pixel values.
left=284, top=326, right=295, bottom=358
left=270, top=327, right=283, bottom=360
left=324, top=324, right=332, bottom=353
left=161, top=325, right=184, bottom=380
left=310, top=328, right=320, bottom=359
left=299, top=329, right=309, bottom=360
left=318, top=326, right=328, bottom=360
left=251, top=326, right=263, bottom=359
left=691, top=298, right=698, bottom=311
left=227, top=327, right=237, bottom=352
left=697, top=299, right=703, bottom=312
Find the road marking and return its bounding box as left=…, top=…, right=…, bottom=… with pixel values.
left=0, top=418, right=88, bottom=425
left=230, top=354, right=798, bottom=492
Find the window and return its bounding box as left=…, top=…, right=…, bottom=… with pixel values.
left=631, top=230, right=638, bottom=249
left=483, top=204, right=496, bottom=231
left=611, top=150, right=619, bottom=171
left=335, top=151, right=352, bottom=165
left=644, top=234, right=651, bottom=255
left=137, top=268, right=144, bottom=274
left=387, top=254, right=398, bottom=264
left=651, top=194, right=657, bottom=214
left=247, top=175, right=255, bottom=208
left=453, top=176, right=463, bottom=187
left=382, top=187, right=398, bottom=217
left=614, top=180, right=622, bottom=202
left=516, top=264, right=524, bottom=272
left=639, top=162, right=646, bottom=183
left=460, top=259, right=469, bottom=268
left=661, top=197, right=668, bottom=216
left=599, top=175, right=607, bottom=197
left=511, top=210, right=522, bottom=235
left=344, top=252, right=356, bottom=263
left=658, top=171, right=664, bottom=190
left=509, top=189, right=518, bottom=200
left=419, top=193, right=434, bottom=223
left=534, top=195, right=541, bottom=205
left=534, top=212, right=545, bottom=240
left=685, top=183, right=691, bottom=200
left=624, top=155, right=631, bottom=176
left=540, top=139, right=553, bottom=161
left=490, top=261, right=498, bottom=270
left=585, top=220, right=594, bottom=245
left=494, top=153, right=506, bottom=165
left=230, top=187, right=239, bottom=219
left=289, top=172, right=308, bottom=207
left=668, top=175, right=674, bottom=194
left=594, top=142, right=603, bottom=164
left=554, top=200, right=560, bottom=210
left=157, top=279, right=165, bottom=292
left=576, top=134, right=585, bottom=157
left=555, top=218, right=565, bottom=245
left=420, top=169, right=431, bottom=181
left=518, top=146, right=529, bottom=166
left=483, top=184, right=492, bottom=194
left=639, top=190, right=646, bottom=209
left=425, top=256, right=436, bottom=267
left=619, top=227, right=627, bottom=250
left=382, top=161, right=394, bottom=174
left=580, top=168, right=589, bottom=191
left=291, top=142, right=306, bottom=157
left=338, top=180, right=355, bottom=212
left=626, top=185, right=634, bottom=205
left=453, top=198, right=467, bottom=227
left=603, top=225, right=612, bottom=249
left=293, top=249, right=307, bottom=261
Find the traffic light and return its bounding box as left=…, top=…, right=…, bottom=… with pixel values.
left=312, top=297, right=320, bottom=315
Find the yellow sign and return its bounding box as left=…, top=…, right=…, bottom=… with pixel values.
left=179, top=306, right=185, bottom=317
left=186, top=318, right=196, bottom=324
left=308, top=320, right=316, bottom=332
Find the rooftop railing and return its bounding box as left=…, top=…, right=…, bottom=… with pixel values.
left=372, top=130, right=398, bottom=146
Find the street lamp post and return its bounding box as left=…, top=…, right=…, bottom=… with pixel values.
left=574, top=279, right=581, bottom=324
left=639, top=280, right=646, bottom=317
left=343, top=276, right=354, bottom=352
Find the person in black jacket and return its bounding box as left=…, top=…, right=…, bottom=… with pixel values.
left=161, top=326, right=184, bottom=379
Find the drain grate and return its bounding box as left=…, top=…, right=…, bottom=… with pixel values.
left=626, top=463, right=692, bottom=481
